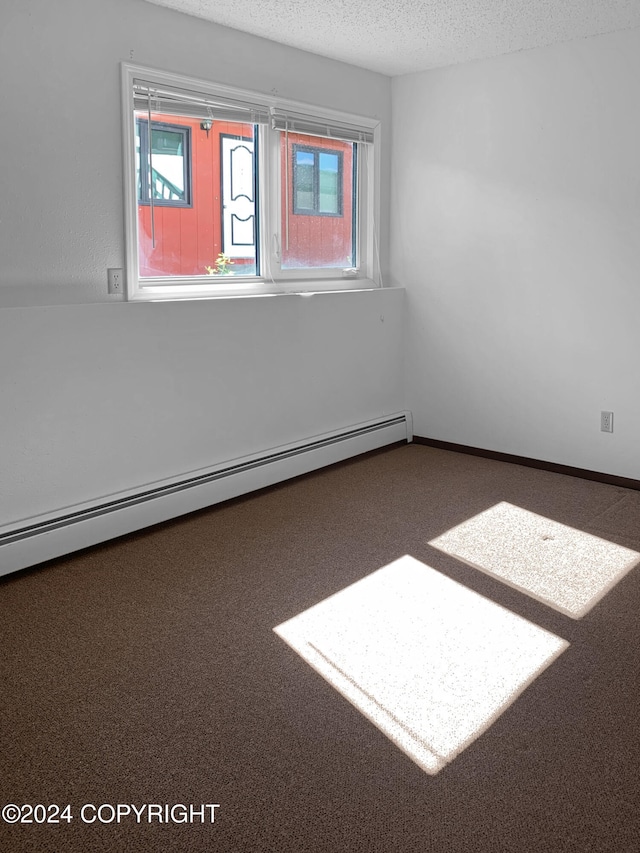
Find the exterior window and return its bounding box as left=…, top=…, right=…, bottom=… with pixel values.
left=283, top=136, right=354, bottom=270
left=122, top=64, right=378, bottom=299
left=135, top=116, right=257, bottom=278
left=136, top=120, right=191, bottom=207
left=293, top=145, right=343, bottom=216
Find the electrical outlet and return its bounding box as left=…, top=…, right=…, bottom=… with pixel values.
left=107, top=268, right=123, bottom=294
left=601, top=411, right=614, bottom=433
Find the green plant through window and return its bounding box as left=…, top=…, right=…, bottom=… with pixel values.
left=205, top=253, right=235, bottom=275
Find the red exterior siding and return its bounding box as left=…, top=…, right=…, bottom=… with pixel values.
left=138, top=117, right=353, bottom=276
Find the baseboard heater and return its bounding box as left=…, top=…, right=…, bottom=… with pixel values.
left=0, top=412, right=412, bottom=577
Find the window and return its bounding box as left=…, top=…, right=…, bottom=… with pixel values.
left=281, top=135, right=355, bottom=270
left=293, top=145, right=343, bottom=216
left=136, top=120, right=191, bottom=206
left=121, top=64, right=379, bottom=300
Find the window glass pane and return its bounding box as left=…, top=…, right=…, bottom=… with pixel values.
left=136, top=120, right=188, bottom=203
left=136, top=112, right=258, bottom=279
left=151, top=128, right=183, bottom=156
left=150, top=128, right=185, bottom=199
left=283, top=135, right=354, bottom=270
left=135, top=122, right=142, bottom=201
left=296, top=150, right=314, bottom=167
left=318, top=152, right=339, bottom=214
left=318, top=152, right=338, bottom=172
left=295, top=151, right=314, bottom=211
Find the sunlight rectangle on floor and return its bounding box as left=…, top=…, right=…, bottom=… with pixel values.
left=429, top=502, right=640, bottom=618
left=274, top=555, right=567, bottom=774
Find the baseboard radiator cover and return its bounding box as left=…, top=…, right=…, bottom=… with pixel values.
left=1, top=412, right=412, bottom=577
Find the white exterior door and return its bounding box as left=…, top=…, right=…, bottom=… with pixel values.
left=221, top=135, right=255, bottom=260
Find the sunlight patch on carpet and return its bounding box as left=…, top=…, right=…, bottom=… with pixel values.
left=274, top=555, right=567, bottom=774
left=429, top=502, right=640, bottom=618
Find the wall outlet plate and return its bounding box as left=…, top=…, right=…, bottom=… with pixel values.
left=601, top=411, right=614, bottom=433
left=107, top=268, right=123, bottom=294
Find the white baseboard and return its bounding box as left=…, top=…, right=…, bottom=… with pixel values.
left=0, top=412, right=412, bottom=577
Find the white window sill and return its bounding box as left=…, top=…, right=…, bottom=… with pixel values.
left=128, top=277, right=381, bottom=302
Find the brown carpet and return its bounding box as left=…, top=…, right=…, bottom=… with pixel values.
left=2, top=443, right=640, bottom=852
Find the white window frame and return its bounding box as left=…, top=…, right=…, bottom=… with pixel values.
left=121, top=63, right=381, bottom=302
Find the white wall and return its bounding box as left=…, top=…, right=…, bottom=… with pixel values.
left=0, top=292, right=403, bottom=528
left=0, top=0, right=391, bottom=305
left=0, top=0, right=402, bottom=532
left=391, top=27, right=640, bottom=479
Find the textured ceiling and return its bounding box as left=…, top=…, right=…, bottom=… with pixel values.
left=144, top=0, right=640, bottom=76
